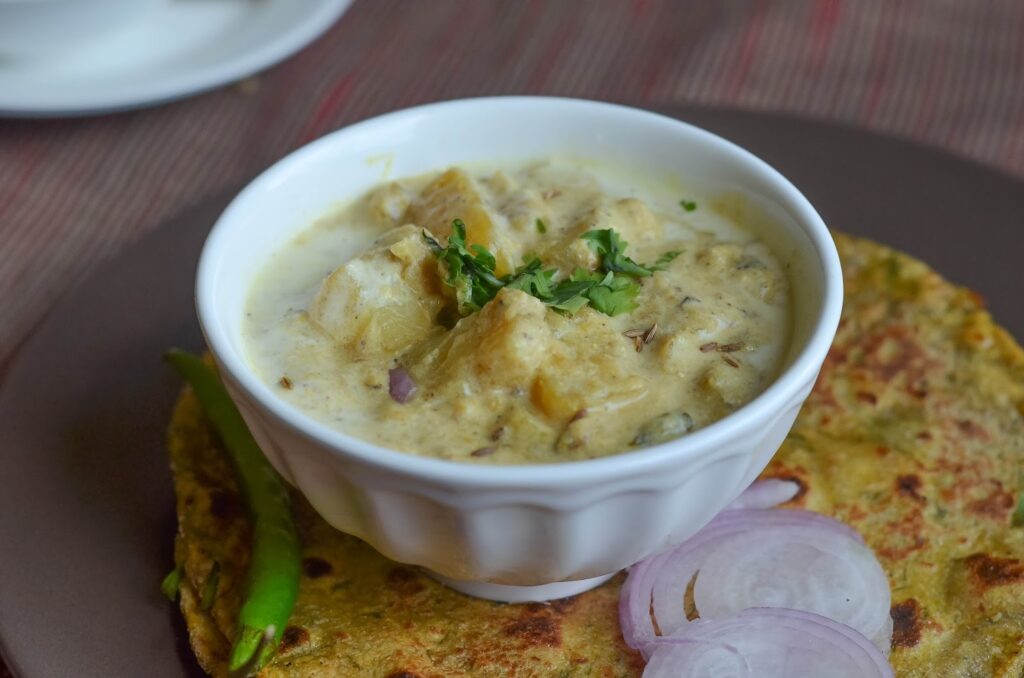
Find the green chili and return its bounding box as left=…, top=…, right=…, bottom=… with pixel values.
left=165, top=350, right=300, bottom=676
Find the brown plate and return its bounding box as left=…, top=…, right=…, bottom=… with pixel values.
left=1, top=108, right=1022, bottom=677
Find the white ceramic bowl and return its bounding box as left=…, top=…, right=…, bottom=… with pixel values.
left=197, top=97, right=842, bottom=602
left=0, top=0, right=159, bottom=59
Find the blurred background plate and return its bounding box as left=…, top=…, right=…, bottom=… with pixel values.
left=0, top=0, right=353, bottom=117
left=1, top=109, right=1022, bottom=677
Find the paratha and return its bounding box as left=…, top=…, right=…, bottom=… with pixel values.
left=168, top=233, right=1024, bottom=677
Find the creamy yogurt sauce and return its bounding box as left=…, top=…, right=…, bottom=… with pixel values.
left=243, top=159, right=792, bottom=464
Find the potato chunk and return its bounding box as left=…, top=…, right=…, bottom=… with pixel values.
left=533, top=309, right=648, bottom=446
left=404, top=168, right=520, bottom=275
left=310, top=225, right=445, bottom=357
left=542, top=197, right=663, bottom=274
left=408, top=288, right=552, bottom=394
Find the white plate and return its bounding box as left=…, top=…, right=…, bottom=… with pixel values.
left=0, top=0, right=353, bottom=117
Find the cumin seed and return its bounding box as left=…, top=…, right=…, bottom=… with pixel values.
left=624, top=328, right=646, bottom=338
left=700, top=342, right=718, bottom=352
left=642, top=323, right=658, bottom=345
left=490, top=426, right=506, bottom=441
left=723, top=356, right=740, bottom=368
left=279, top=376, right=293, bottom=389
left=717, top=342, right=744, bottom=353
left=470, top=446, right=496, bottom=458
left=633, top=336, right=645, bottom=352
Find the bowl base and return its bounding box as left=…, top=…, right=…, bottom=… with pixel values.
left=426, top=571, right=617, bottom=602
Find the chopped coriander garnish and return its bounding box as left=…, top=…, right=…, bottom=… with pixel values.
left=161, top=566, right=183, bottom=602
left=424, top=221, right=678, bottom=318
left=680, top=200, right=698, bottom=212
left=423, top=220, right=506, bottom=315
left=535, top=218, right=547, bottom=234
left=581, top=229, right=680, bottom=277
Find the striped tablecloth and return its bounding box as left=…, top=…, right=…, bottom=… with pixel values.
left=0, top=0, right=1022, bottom=668
left=2, top=0, right=1024, bottom=374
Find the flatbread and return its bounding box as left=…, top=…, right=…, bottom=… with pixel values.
left=168, top=233, right=1024, bottom=677
left=764, top=233, right=1024, bottom=677
left=168, top=383, right=642, bottom=677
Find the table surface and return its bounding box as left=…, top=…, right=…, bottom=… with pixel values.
left=2, top=1, right=1023, bottom=676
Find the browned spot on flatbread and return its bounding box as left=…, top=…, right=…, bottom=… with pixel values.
left=906, top=378, right=928, bottom=399
left=965, top=553, right=1024, bottom=589
left=856, top=391, right=878, bottom=405
left=808, top=344, right=849, bottom=409
left=956, top=418, right=991, bottom=441
left=279, top=625, right=310, bottom=652
left=875, top=509, right=928, bottom=561
left=387, top=566, right=425, bottom=596
left=302, top=556, right=333, bottom=578
left=859, top=324, right=930, bottom=381
left=891, top=599, right=923, bottom=648
left=386, top=672, right=423, bottom=678
left=966, top=482, right=1015, bottom=521
left=504, top=613, right=562, bottom=647
left=896, top=474, right=926, bottom=503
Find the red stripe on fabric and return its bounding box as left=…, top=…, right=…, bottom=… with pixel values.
left=525, top=5, right=580, bottom=91
left=1002, top=4, right=1024, bottom=169
left=498, top=0, right=545, bottom=71
left=0, top=138, right=42, bottom=219
left=724, top=1, right=769, bottom=100
left=631, top=0, right=652, bottom=18
left=858, top=5, right=898, bottom=123
left=640, top=1, right=716, bottom=99
left=910, top=9, right=955, bottom=136
left=810, top=0, right=842, bottom=67
left=299, top=75, right=356, bottom=144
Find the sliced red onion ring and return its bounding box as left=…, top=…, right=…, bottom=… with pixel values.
left=388, top=366, right=417, bottom=403
left=726, top=478, right=800, bottom=510
left=642, top=637, right=751, bottom=677
left=621, top=509, right=890, bottom=659
left=644, top=608, right=893, bottom=678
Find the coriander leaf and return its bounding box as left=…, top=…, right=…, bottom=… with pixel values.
left=423, top=219, right=504, bottom=315
left=546, top=278, right=596, bottom=313
left=161, top=567, right=183, bottom=602
left=652, top=250, right=682, bottom=270
left=581, top=228, right=655, bottom=277
left=505, top=258, right=556, bottom=298
left=680, top=200, right=697, bottom=212
left=584, top=273, right=641, bottom=316
left=470, top=243, right=496, bottom=271
left=535, top=218, right=547, bottom=234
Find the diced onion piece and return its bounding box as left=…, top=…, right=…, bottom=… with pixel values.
left=621, top=509, right=890, bottom=658
left=643, top=609, right=893, bottom=678
left=726, top=478, right=800, bottom=510
left=388, top=366, right=417, bottom=403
